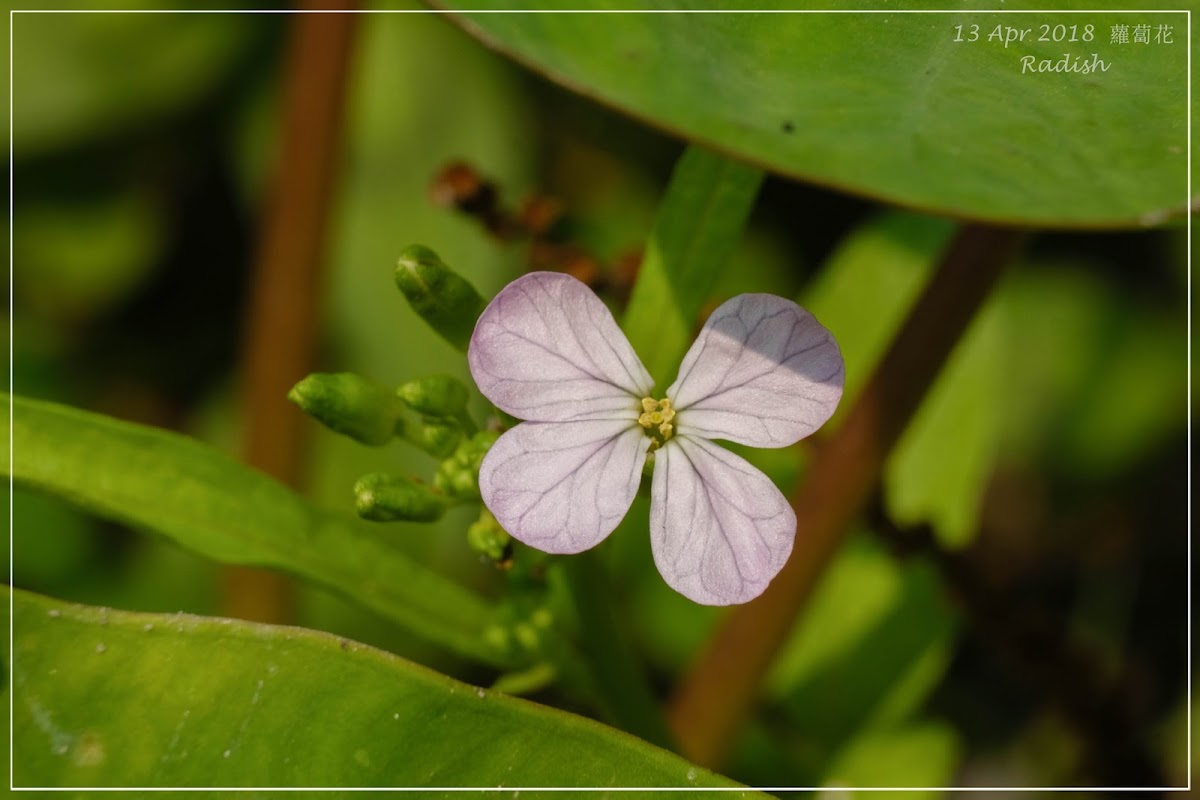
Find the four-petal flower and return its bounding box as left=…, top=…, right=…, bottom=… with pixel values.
left=467, top=272, right=844, bottom=605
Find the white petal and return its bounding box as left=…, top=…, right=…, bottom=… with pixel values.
left=668, top=294, right=844, bottom=448
left=479, top=419, right=649, bottom=554
left=649, top=436, right=795, bottom=605
left=468, top=272, right=654, bottom=422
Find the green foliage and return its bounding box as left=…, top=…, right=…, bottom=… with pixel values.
left=622, top=146, right=764, bottom=385
left=442, top=2, right=1187, bottom=226
left=11, top=10, right=265, bottom=155
left=8, top=6, right=1186, bottom=791
left=7, top=587, right=751, bottom=791
left=1002, top=264, right=1187, bottom=479
left=3, top=394, right=520, bottom=669
left=14, top=189, right=167, bottom=324
left=764, top=534, right=959, bottom=781
left=804, top=212, right=1002, bottom=547
left=826, top=721, right=963, bottom=794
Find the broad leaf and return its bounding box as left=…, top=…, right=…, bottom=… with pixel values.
left=7, top=588, right=751, bottom=791
left=3, top=394, right=520, bottom=668
left=440, top=2, right=1188, bottom=227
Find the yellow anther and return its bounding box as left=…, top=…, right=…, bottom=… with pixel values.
left=637, top=396, right=676, bottom=448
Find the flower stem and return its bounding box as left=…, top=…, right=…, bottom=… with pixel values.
left=562, top=553, right=675, bottom=749
left=666, top=222, right=1025, bottom=768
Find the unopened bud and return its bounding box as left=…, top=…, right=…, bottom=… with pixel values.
left=353, top=473, right=446, bottom=522
left=288, top=373, right=403, bottom=446
left=397, top=375, right=469, bottom=417
left=467, top=508, right=512, bottom=563
left=434, top=429, right=500, bottom=500
left=395, top=245, right=485, bottom=352
left=405, top=417, right=463, bottom=459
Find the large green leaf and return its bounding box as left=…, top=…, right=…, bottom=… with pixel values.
left=6, top=588, right=750, bottom=790
left=2, top=394, right=522, bottom=669
left=439, top=2, right=1188, bottom=227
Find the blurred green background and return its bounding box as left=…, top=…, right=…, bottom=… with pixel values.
left=4, top=5, right=1190, bottom=791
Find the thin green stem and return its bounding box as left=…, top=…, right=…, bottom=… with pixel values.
left=562, top=553, right=675, bottom=749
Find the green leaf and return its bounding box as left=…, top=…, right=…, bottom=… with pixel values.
left=622, top=146, right=763, bottom=386
left=7, top=588, right=752, bottom=791
left=3, top=394, right=519, bottom=669
left=765, top=534, right=958, bottom=749
left=804, top=212, right=1001, bottom=546
left=886, top=300, right=1003, bottom=547
left=825, top=721, right=963, bottom=794
left=441, top=2, right=1187, bottom=227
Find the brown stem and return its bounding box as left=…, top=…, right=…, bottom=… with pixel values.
left=666, top=223, right=1024, bottom=768
left=225, top=5, right=357, bottom=623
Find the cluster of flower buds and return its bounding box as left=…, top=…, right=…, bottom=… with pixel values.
left=289, top=245, right=521, bottom=568
left=433, top=429, right=499, bottom=501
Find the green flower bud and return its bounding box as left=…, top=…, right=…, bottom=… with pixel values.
left=353, top=473, right=446, bottom=523
left=395, top=245, right=486, bottom=352
left=403, top=416, right=463, bottom=459
left=288, top=373, right=403, bottom=446
left=467, top=508, right=512, bottom=563
left=397, top=375, right=470, bottom=417
left=434, top=429, right=500, bottom=500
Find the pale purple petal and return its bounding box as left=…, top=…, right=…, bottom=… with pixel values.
left=468, top=272, right=654, bottom=422
left=667, top=294, right=844, bottom=448
left=649, top=436, right=795, bottom=605
left=479, top=419, right=649, bottom=554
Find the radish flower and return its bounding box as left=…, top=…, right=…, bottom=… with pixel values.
left=468, top=272, right=844, bottom=605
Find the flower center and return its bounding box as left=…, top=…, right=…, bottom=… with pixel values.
left=638, top=397, right=675, bottom=452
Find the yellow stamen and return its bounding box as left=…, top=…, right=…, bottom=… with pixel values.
left=637, top=396, right=676, bottom=452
